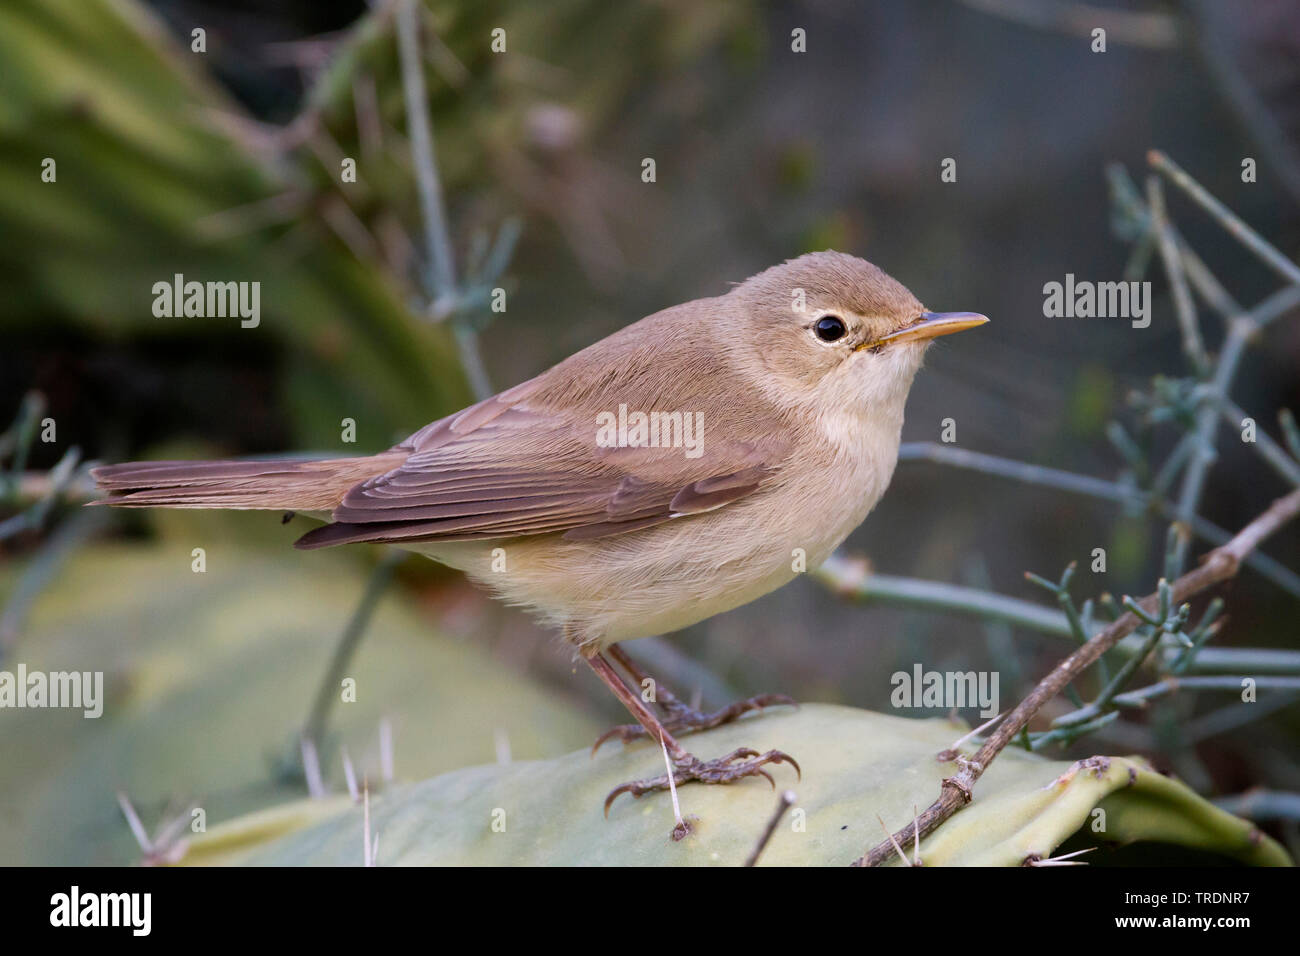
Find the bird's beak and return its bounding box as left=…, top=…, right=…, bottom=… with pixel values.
left=856, top=311, right=989, bottom=350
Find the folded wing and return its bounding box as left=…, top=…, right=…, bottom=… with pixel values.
left=294, top=388, right=787, bottom=550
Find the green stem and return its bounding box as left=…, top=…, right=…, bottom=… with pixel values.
left=897, top=442, right=1300, bottom=596
left=1112, top=675, right=1300, bottom=708
left=1149, top=150, right=1300, bottom=288
left=1217, top=398, right=1300, bottom=487
left=813, top=556, right=1300, bottom=675
left=302, top=551, right=404, bottom=751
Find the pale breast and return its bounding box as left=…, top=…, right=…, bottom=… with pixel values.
left=413, top=403, right=904, bottom=651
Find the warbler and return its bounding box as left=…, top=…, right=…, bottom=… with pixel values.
left=94, top=251, right=987, bottom=810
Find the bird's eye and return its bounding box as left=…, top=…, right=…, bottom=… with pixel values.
left=814, top=315, right=847, bottom=342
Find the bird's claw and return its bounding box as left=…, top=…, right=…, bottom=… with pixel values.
left=591, top=693, right=797, bottom=754
left=603, top=747, right=801, bottom=816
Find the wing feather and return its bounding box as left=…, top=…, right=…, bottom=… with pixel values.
left=294, top=335, right=792, bottom=550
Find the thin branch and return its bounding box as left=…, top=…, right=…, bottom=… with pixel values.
left=1, top=508, right=109, bottom=653
left=1108, top=156, right=1300, bottom=577
left=1213, top=789, right=1300, bottom=823
left=743, top=790, right=796, bottom=867
left=814, top=556, right=1300, bottom=674
left=1217, top=397, right=1300, bottom=488
left=1148, top=150, right=1300, bottom=289
left=896, top=442, right=1300, bottom=596
left=1184, top=0, right=1300, bottom=208
left=393, top=0, right=493, bottom=400
left=1280, top=410, right=1300, bottom=464
left=1165, top=279, right=1300, bottom=576
left=0, top=449, right=84, bottom=540
left=1147, top=175, right=1208, bottom=374
left=1186, top=690, right=1299, bottom=743
left=453, top=323, right=494, bottom=402
left=899, top=442, right=1129, bottom=502
left=956, top=0, right=1178, bottom=48
left=856, top=486, right=1300, bottom=866
left=394, top=0, right=456, bottom=307
left=816, top=556, right=1071, bottom=636
left=1111, top=675, right=1300, bottom=708
left=302, top=550, right=404, bottom=752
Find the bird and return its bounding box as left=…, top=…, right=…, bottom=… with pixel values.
left=92, top=251, right=987, bottom=812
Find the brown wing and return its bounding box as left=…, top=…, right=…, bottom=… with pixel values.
left=293, top=396, right=787, bottom=550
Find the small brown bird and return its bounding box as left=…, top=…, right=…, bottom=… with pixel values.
left=93, top=251, right=986, bottom=810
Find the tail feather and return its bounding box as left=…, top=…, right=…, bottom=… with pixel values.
left=92, top=452, right=406, bottom=512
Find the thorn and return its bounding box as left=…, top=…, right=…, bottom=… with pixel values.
left=116, top=792, right=152, bottom=854
left=1026, top=858, right=1090, bottom=866
left=937, top=710, right=1005, bottom=762
left=379, top=717, right=394, bottom=783
left=493, top=727, right=512, bottom=765
left=151, top=804, right=193, bottom=854
left=342, top=746, right=359, bottom=802
left=1049, top=846, right=1096, bottom=862
left=1026, top=846, right=1095, bottom=866
left=912, top=804, right=923, bottom=867
left=300, top=734, right=326, bottom=799
left=362, top=778, right=374, bottom=867
left=877, top=814, right=914, bottom=868
left=659, top=733, right=691, bottom=841
left=117, top=792, right=192, bottom=865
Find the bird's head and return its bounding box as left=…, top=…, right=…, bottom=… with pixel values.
left=731, top=250, right=987, bottom=415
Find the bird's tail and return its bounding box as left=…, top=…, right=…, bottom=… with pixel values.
left=91, top=452, right=406, bottom=512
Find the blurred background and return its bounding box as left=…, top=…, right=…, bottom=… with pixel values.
left=1, top=0, right=1298, bottom=864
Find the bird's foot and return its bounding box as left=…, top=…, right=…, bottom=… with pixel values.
left=592, top=693, right=796, bottom=753
left=603, top=747, right=800, bottom=815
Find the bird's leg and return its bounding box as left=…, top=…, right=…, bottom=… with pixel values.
left=591, top=643, right=796, bottom=752
left=585, top=651, right=800, bottom=815
left=586, top=652, right=685, bottom=757
left=606, top=643, right=694, bottom=715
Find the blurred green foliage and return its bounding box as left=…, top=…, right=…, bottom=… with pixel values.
left=0, top=0, right=471, bottom=449
left=0, top=0, right=763, bottom=450
left=0, top=532, right=601, bottom=865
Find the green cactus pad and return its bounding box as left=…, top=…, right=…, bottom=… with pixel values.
left=181, top=704, right=1291, bottom=866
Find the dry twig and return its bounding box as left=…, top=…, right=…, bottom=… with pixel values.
left=856, top=486, right=1300, bottom=866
